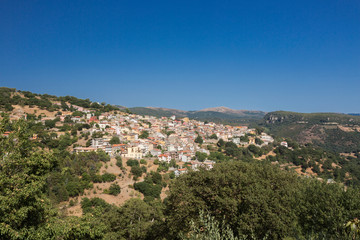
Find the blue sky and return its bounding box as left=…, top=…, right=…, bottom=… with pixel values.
left=1, top=0, right=359, bottom=113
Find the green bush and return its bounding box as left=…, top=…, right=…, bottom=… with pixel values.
left=101, top=173, right=116, bottom=182
left=133, top=182, right=162, bottom=199
left=116, top=156, right=123, bottom=168
left=81, top=197, right=110, bottom=214
left=126, top=159, right=139, bottom=167
left=131, top=165, right=143, bottom=179
left=106, top=183, right=121, bottom=196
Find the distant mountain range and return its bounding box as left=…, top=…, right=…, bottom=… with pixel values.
left=117, top=106, right=266, bottom=124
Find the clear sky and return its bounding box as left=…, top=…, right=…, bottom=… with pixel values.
left=1, top=0, right=359, bottom=113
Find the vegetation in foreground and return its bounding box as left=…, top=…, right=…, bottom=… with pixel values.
left=1, top=117, right=360, bottom=239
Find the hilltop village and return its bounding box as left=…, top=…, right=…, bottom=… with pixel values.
left=10, top=102, right=274, bottom=176
left=76, top=112, right=273, bottom=173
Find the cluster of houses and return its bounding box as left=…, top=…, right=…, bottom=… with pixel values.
left=71, top=111, right=274, bottom=175
left=9, top=103, right=275, bottom=176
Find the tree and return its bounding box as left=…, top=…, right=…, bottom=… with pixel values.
left=195, top=151, right=208, bottom=162
left=115, top=156, right=123, bottom=168
left=126, top=159, right=139, bottom=167
left=0, top=118, right=53, bottom=239
left=165, top=161, right=303, bottom=239
left=109, top=136, right=120, bottom=145
left=255, top=138, right=263, bottom=145
left=131, top=165, right=143, bottom=179
left=134, top=182, right=162, bottom=199
left=106, top=183, right=121, bottom=196
left=195, top=135, right=203, bottom=144
left=45, top=119, right=57, bottom=128
left=165, top=160, right=360, bottom=239
left=113, top=198, right=164, bottom=239
left=180, top=211, right=238, bottom=240
left=217, top=139, right=225, bottom=148
left=209, top=133, right=218, bottom=140
left=4, top=103, right=14, bottom=111
left=72, top=111, right=84, bottom=117
left=240, top=135, right=249, bottom=143
left=139, top=130, right=149, bottom=139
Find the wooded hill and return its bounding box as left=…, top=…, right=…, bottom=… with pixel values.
left=261, top=111, right=360, bottom=153
left=0, top=87, right=119, bottom=113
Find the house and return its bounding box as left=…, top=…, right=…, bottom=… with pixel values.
left=260, top=134, right=274, bottom=145
left=150, top=149, right=162, bottom=157
left=88, top=116, right=99, bottom=123
left=73, top=147, right=97, bottom=153
left=71, top=116, right=82, bottom=123
left=232, top=137, right=241, bottom=145
left=180, top=154, right=191, bottom=162
left=158, top=154, right=171, bottom=163
left=190, top=160, right=215, bottom=170
left=123, top=146, right=143, bottom=159
left=112, top=144, right=127, bottom=155
left=174, top=168, right=188, bottom=177
left=92, top=138, right=106, bottom=148
left=104, top=146, right=113, bottom=155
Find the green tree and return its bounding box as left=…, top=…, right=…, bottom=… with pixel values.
left=255, top=138, right=263, bottom=145
left=115, top=156, right=123, bottom=168
left=209, top=133, right=218, bottom=140
left=165, top=161, right=302, bottom=239
left=106, top=198, right=164, bottom=239
left=131, top=165, right=143, bottom=179
left=195, top=151, right=208, bottom=162
left=106, top=183, right=121, bottom=196
left=195, top=135, right=203, bottom=144
left=109, top=136, right=120, bottom=145
left=0, top=118, right=53, bottom=239
left=217, top=139, right=225, bottom=148
left=240, top=135, right=249, bottom=143
left=139, top=130, right=149, bottom=139
left=126, top=159, right=139, bottom=167
left=180, top=211, right=239, bottom=240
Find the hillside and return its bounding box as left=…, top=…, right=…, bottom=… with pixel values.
left=127, top=106, right=266, bottom=125
left=0, top=87, right=120, bottom=116
left=2, top=88, right=360, bottom=239
left=262, top=111, right=360, bottom=153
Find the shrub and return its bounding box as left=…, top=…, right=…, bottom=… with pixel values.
left=116, top=156, right=123, bottom=168
left=101, top=173, right=116, bottom=182
left=131, top=165, right=143, bottom=179
left=126, top=159, right=139, bottom=167
left=133, top=182, right=162, bottom=199
left=106, top=183, right=121, bottom=196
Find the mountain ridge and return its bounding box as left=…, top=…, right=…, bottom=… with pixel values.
left=125, top=106, right=267, bottom=124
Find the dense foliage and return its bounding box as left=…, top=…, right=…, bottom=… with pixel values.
left=0, top=117, right=108, bottom=239
left=47, top=150, right=111, bottom=203
left=165, top=161, right=360, bottom=239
